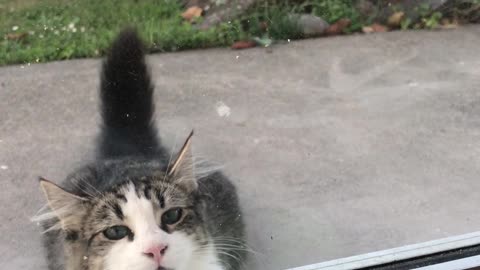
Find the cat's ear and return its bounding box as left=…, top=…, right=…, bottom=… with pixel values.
left=39, top=178, right=86, bottom=230
left=167, top=130, right=197, bottom=192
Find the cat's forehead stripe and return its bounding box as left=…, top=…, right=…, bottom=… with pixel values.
left=114, top=193, right=127, bottom=203
left=156, top=189, right=165, bottom=208
left=112, top=203, right=124, bottom=220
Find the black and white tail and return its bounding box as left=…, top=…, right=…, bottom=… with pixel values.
left=98, top=29, right=164, bottom=159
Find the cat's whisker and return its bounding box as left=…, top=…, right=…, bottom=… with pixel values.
left=194, top=249, right=241, bottom=262
left=76, top=178, right=102, bottom=197
left=70, top=179, right=97, bottom=198
left=163, top=132, right=179, bottom=183
left=210, top=237, right=261, bottom=254
left=199, top=244, right=258, bottom=256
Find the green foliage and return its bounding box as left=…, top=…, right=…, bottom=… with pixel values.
left=0, top=0, right=244, bottom=65
left=423, top=11, right=442, bottom=28
left=400, top=17, right=412, bottom=30
left=241, top=5, right=303, bottom=40
left=308, top=0, right=361, bottom=28
left=411, top=3, right=443, bottom=29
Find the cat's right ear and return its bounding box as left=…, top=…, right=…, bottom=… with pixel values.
left=39, top=178, right=87, bottom=230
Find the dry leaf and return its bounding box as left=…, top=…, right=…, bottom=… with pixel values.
left=231, top=41, right=256, bottom=50
left=362, top=26, right=374, bottom=33
left=325, top=18, right=351, bottom=35
left=6, top=32, right=28, bottom=41
left=387, top=11, right=405, bottom=28
left=363, top=23, right=388, bottom=33
left=440, top=18, right=459, bottom=29
left=181, top=6, right=203, bottom=22
left=371, top=23, right=388, bottom=32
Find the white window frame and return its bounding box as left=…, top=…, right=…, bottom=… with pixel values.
left=286, top=232, right=480, bottom=270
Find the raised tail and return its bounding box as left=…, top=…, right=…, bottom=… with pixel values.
left=98, top=28, right=164, bottom=159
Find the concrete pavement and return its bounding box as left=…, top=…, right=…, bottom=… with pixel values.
left=1, top=26, right=480, bottom=270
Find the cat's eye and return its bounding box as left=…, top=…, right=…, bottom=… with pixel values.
left=103, top=225, right=131, bottom=240
left=162, top=208, right=183, bottom=225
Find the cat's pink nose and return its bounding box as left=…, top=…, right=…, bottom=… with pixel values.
left=143, top=244, right=168, bottom=265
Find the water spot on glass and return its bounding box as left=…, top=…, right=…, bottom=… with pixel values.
left=83, top=256, right=88, bottom=260
left=20, top=65, right=25, bottom=69
left=216, top=101, right=231, bottom=118
left=12, top=25, right=19, bottom=31
left=236, top=55, right=239, bottom=59
left=1, top=165, right=8, bottom=170
left=27, top=63, right=31, bottom=66
left=287, top=39, right=291, bottom=43
left=408, top=81, right=418, bottom=87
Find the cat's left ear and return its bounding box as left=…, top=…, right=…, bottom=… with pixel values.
left=39, top=178, right=87, bottom=230
left=167, top=130, right=197, bottom=192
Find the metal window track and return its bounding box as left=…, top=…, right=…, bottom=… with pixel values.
left=286, top=232, right=480, bottom=270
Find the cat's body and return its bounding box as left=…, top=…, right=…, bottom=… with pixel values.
left=37, top=29, right=245, bottom=270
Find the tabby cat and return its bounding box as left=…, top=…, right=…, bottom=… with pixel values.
left=36, top=29, right=245, bottom=270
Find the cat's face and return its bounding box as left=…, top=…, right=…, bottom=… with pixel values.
left=40, top=134, right=215, bottom=270
left=80, top=179, right=207, bottom=270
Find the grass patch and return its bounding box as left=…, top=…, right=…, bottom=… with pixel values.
left=0, top=0, right=362, bottom=65
left=0, top=0, right=248, bottom=65
left=2, top=0, right=479, bottom=66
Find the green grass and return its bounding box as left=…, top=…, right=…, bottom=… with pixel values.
left=0, top=0, right=363, bottom=66
left=0, top=0, right=248, bottom=65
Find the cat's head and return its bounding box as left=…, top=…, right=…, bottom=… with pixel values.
left=38, top=132, right=213, bottom=270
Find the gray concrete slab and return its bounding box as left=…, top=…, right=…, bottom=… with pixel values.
left=1, top=26, right=480, bottom=270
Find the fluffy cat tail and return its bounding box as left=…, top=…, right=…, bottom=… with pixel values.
left=98, top=28, right=163, bottom=159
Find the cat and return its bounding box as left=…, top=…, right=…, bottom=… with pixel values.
left=35, top=28, right=246, bottom=270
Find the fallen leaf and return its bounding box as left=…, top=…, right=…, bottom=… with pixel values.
left=387, top=11, right=405, bottom=28
left=362, top=26, right=374, bottom=33
left=325, top=18, right=351, bottom=35
left=231, top=41, right=256, bottom=50
left=363, top=23, right=388, bottom=33
left=5, top=32, right=28, bottom=41
left=181, top=6, right=203, bottom=22
left=440, top=18, right=459, bottom=29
